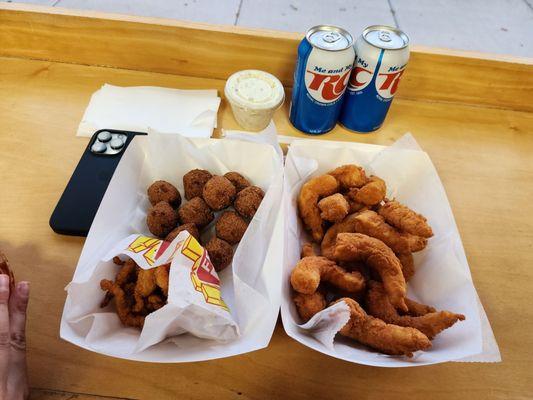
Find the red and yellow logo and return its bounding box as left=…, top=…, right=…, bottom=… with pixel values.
left=127, top=236, right=164, bottom=266
left=181, top=235, right=228, bottom=311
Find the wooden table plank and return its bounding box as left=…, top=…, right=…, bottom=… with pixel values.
left=1, top=55, right=532, bottom=400
left=30, top=388, right=134, bottom=400
left=1, top=3, right=532, bottom=112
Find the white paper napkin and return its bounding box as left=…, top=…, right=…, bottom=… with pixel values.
left=77, top=84, right=221, bottom=138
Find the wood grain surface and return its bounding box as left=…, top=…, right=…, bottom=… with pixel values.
left=1, top=53, right=532, bottom=399
left=1, top=3, right=532, bottom=113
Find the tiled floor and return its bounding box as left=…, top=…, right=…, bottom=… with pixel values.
left=5, top=0, right=533, bottom=57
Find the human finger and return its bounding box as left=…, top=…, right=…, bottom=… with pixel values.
left=9, top=281, right=29, bottom=353
left=0, top=275, right=11, bottom=381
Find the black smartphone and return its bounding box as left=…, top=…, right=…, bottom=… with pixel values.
left=50, top=129, right=147, bottom=236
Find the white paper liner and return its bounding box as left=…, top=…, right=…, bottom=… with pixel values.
left=280, top=133, right=501, bottom=367
left=61, top=131, right=284, bottom=362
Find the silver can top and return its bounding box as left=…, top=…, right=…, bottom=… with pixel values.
left=306, top=25, right=354, bottom=51
left=362, top=25, right=409, bottom=50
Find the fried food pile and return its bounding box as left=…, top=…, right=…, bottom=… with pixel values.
left=291, top=164, right=465, bottom=357
left=100, top=257, right=169, bottom=328
left=146, top=170, right=263, bottom=272
left=100, top=170, right=263, bottom=329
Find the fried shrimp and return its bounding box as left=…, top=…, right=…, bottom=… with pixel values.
left=100, top=279, right=145, bottom=328
left=290, top=256, right=365, bottom=295
left=321, top=213, right=359, bottom=259
left=353, top=176, right=386, bottom=206
left=297, top=174, right=339, bottom=242
left=378, top=200, right=433, bottom=238
left=397, top=252, right=415, bottom=281
left=405, top=298, right=437, bottom=316
left=301, top=242, right=317, bottom=257
left=401, top=232, right=428, bottom=252
left=366, top=282, right=465, bottom=339
left=353, top=210, right=411, bottom=254
left=333, top=233, right=407, bottom=311
left=318, top=193, right=350, bottom=223
left=293, top=291, right=327, bottom=322
left=335, top=297, right=431, bottom=357
left=328, top=164, right=367, bottom=189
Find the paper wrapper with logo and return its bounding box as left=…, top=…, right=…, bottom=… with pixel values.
left=64, top=231, right=238, bottom=354
left=60, top=131, right=284, bottom=362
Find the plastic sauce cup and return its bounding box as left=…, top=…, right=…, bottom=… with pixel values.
left=224, top=70, right=285, bottom=132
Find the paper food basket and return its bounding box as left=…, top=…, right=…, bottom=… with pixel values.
left=60, top=131, right=284, bottom=362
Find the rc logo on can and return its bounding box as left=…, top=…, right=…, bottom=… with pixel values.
left=347, top=57, right=375, bottom=92
left=304, top=51, right=352, bottom=103
left=376, top=66, right=405, bottom=99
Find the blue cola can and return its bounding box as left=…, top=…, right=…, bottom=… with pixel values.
left=289, top=25, right=355, bottom=134
left=339, top=25, right=410, bottom=132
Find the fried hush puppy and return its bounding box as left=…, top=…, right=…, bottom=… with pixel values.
left=290, top=256, right=365, bottom=295
left=146, top=201, right=179, bottom=238
left=234, top=185, right=265, bottom=219
left=147, top=180, right=181, bottom=208
left=216, top=211, right=249, bottom=245
left=203, top=176, right=236, bottom=211
left=378, top=200, right=433, bottom=238
left=294, top=291, right=327, bottom=322
left=328, top=164, right=367, bottom=189
left=335, top=298, right=431, bottom=357
left=297, top=174, right=339, bottom=242
left=318, top=193, right=349, bottom=223
left=183, top=169, right=212, bottom=200
left=224, top=172, right=250, bottom=193
left=333, top=233, right=407, bottom=312
left=178, top=197, right=214, bottom=228
left=165, top=223, right=200, bottom=242
left=205, top=237, right=233, bottom=272
left=366, top=282, right=465, bottom=339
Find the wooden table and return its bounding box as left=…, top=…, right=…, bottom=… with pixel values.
left=1, top=4, right=532, bottom=400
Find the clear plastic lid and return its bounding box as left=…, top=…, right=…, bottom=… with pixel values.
left=224, top=70, right=285, bottom=110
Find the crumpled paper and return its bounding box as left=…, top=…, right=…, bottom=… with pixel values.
left=77, top=84, right=220, bottom=138
left=61, top=131, right=284, bottom=362
left=281, top=133, right=501, bottom=367
left=66, top=231, right=239, bottom=354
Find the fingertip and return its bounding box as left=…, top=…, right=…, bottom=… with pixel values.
left=0, top=275, right=9, bottom=302
left=17, top=281, right=30, bottom=298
